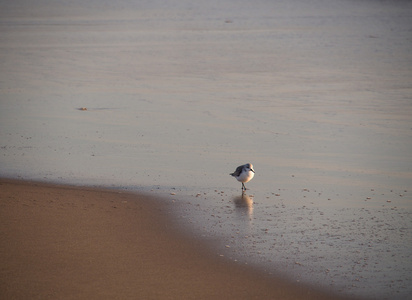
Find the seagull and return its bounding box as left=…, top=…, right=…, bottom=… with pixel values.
left=230, top=163, right=255, bottom=191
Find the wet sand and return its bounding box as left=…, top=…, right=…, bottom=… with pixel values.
left=0, top=179, right=348, bottom=299
left=0, top=1, right=411, bottom=298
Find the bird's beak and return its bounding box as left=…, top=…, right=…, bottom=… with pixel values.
left=251, top=169, right=255, bottom=173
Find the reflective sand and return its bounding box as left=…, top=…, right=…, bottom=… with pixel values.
left=1, top=0, right=411, bottom=298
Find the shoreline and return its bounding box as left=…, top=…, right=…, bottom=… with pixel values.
left=0, top=178, right=350, bottom=299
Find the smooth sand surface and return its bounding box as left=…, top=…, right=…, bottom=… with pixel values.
left=1, top=1, right=411, bottom=298
left=0, top=179, right=348, bottom=299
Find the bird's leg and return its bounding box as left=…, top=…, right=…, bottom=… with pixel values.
left=242, top=183, right=246, bottom=191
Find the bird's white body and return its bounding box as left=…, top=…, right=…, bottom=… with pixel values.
left=235, top=167, right=254, bottom=183
left=230, top=163, right=255, bottom=190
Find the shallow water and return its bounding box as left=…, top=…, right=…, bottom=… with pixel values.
left=1, top=0, right=412, bottom=299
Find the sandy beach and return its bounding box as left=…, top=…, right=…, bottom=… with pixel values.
left=0, top=178, right=348, bottom=299
left=1, top=0, right=411, bottom=298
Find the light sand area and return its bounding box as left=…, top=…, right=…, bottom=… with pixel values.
left=0, top=179, right=351, bottom=299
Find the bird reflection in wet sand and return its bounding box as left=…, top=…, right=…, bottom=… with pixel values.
left=233, top=193, right=254, bottom=218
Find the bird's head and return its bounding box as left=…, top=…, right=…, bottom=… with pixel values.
left=246, top=163, right=255, bottom=173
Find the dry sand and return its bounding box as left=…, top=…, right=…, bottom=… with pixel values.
left=0, top=179, right=350, bottom=299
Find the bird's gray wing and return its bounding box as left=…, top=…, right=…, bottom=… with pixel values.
left=230, top=165, right=244, bottom=177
